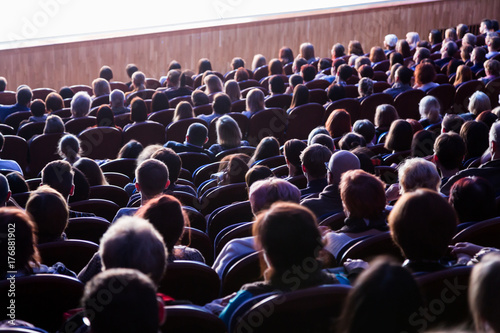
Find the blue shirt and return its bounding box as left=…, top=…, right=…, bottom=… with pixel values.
left=0, top=103, right=29, bottom=122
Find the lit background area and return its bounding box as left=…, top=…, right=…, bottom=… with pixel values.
left=1, top=0, right=390, bottom=49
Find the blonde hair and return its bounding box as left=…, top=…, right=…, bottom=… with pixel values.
left=419, top=95, right=441, bottom=123
left=131, top=71, right=146, bottom=91
left=216, top=115, right=242, bottom=148
left=246, top=88, right=265, bottom=113
left=173, top=101, right=194, bottom=122
left=44, top=114, right=65, bottom=134
left=224, top=80, right=241, bottom=102
left=398, top=157, right=441, bottom=194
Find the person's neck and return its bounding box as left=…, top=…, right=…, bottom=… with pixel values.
left=440, top=167, right=459, bottom=179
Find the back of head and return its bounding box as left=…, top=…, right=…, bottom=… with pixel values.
left=469, top=91, right=491, bottom=116
left=30, top=99, right=45, bottom=117
left=419, top=95, right=441, bottom=122
left=269, top=75, right=285, bottom=94
left=151, top=91, right=170, bottom=112
left=389, top=189, right=457, bottom=261
left=0, top=77, right=6, bottom=92
left=70, top=91, right=91, bottom=117
left=283, top=139, right=307, bottom=172
left=398, top=157, right=441, bottom=193
left=369, top=46, right=387, bottom=63
left=130, top=97, right=148, bottom=122
left=396, top=67, right=413, bottom=85
left=457, top=24, right=468, bottom=39
left=92, top=78, right=111, bottom=97
left=442, top=113, right=464, bottom=133
left=135, top=159, right=169, bottom=197
left=100, top=216, right=167, bottom=285
left=249, top=178, right=300, bottom=215
left=224, top=80, right=241, bottom=101
left=110, top=89, right=126, bottom=108
left=253, top=202, right=321, bottom=273
left=191, top=90, right=210, bottom=106
left=125, top=64, right=138, bottom=79
left=337, top=64, right=353, bottom=81
left=74, top=157, right=107, bottom=186
left=96, top=105, right=115, bottom=127
left=348, top=40, right=364, bottom=56
left=385, top=119, right=413, bottom=152
left=99, top=65, right=113, bottom=81
left=16, top=86, right=32, bottom=106
left=44, top=114, right=65, bottom=134
left=173, top=101, right=194, bottom=122
left=485, top=59, right=500, bottom=76
left=252, top=136, right=280, bottom=162
left=132, top=71, right=146, bottom=89
left=151, top=147, right=179, bottom=183
left=354, top=57, right=371, bottom=71
left=300, top=144, right=332, bottom=179
left=429, top=29, right=443, bottom=45
left=197, top=58, right=212, bottom=74
left=26, top=185, right=68, bottom=243
left=6, top=172, right=28, bottom=194
left=340, top=169, right=385, bottom=219
left=118, top=140, right=144, bottom=159
left=82, top=268, right=159, bottom=333
left=58, top=134, right=81, bottom=164
left=434, top=132, right=465, bottom=171
left=358, top=77, right=374, bottom=97
left=0, top=174, right=10, bottom=206
left=186, top=123, right=208, bottom=147
left=218, top=155, right=249, bottom=185
left=328, top=150, right=361, bottom=185
left=326, top=109, right=351, bottom=138
left=339, top=132, right=366, bottom=151
left=205, top=74, right=223, bottom=93
left=415, top=63, right=436, bottom=86
left=136, top=194, right=185, bottom=254
left=45, top=92, right=64, bottom=112
left=450, top=176, right=495, bottom=223
left=411, top=129, right=436, bottom=158
left=246, top=88, right=265, bottom=112
left=308, top=127, right=330, bottom=145
left=460, top=120, right=489, bottom=160
left=358, top=64, right=374, bottom=79
left=290, top=84, right=309, bottom=109
left=470, top=253, right=500, bottom=333
left=245, top=165, right=274, bottom=188
left=269, top=58, right=283, bottom=75
left=327, top=83, right=346, bottom=102
left=41, top=160, right=74, bottom=199
left=59, top=86, right=74, bottom=99
left=353, top=119, right=375, bottom=144
left=216, top=115, right=242, bottom=147
left=167, top=70, right=181, bottom=88
left=300, top=64, right=316, bottom=82
left=213, top=92, right=231, bottom=115
left=338, top=259, right=422, bottom=333
left=231, top=57, right=245, bottom=70
left=385, top=34, right=398, bottom=48
left=311, top=133, right=335, bottom=152
left=332, top=43, right=345, bottom=58
left=375, top=104, right=399, bottom=129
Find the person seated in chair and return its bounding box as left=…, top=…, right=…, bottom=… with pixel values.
left=0, top=85, right=32, bottom=122
left=283, top=139, right=307, bottom=178
left=0, top=133, right=23, bottom=175
left=19, top=99, right=47, bottom=128
left=434, top=41, right=458, bottom=69
left=109, top=89, right=129, bottom=115
left=208, top=116, right=250, bottom=156
left=198, top=92, right=231, bottom=124
left=383, top=67, right=414, bottom=99
left=299, top=144, right=332, bottom=197
left=164, top=123, right=215, bottom=160
left=69, top=91, right=91, bottom=119
left=486, top=36, right=500, bottom=60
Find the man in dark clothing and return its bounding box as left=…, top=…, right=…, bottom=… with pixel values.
left=0, top=86, right=31, bottom=122
left=165, top=123, right=215, bottom=160
left=299, top=144, right=332, bottom=197
left=383, top=67, right=414, bottom=99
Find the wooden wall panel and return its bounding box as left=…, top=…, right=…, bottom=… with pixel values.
left=0, top=0, right=498, bottom=91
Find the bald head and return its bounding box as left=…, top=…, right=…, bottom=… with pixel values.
left=327, top=150, right=361, bottom=185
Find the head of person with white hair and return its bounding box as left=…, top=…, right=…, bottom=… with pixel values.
left=70, top=91, right=91, bottom=118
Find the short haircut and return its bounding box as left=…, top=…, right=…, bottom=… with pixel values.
left=311, top=133, right=335, bottom=152
left=125, top=64, right=138, bottom=78
left=100, top=216, right=167, bottom=284
left=186, top=123, right=208, bottom=146
left=485, top=59, right=500, bottom=76
left=213, top=93, right=231, bottom=115
left=419, top=95, right=441, bottom=122
left=339, top=132, right=366, bottom=151
left=300, top=144, right=332, bottom=179
left=434, top=132, right=465, bottom=171
left=110, top=89, right=125, bottom=108
left=118, top=140, right=143, bottom=159
left=389, top=189, right=457, bottom=261
left=99, top=65, right=113, bottom=81
left=327, top=150, right=361, bottom=185
left=449, top=176, right=495, bottom=224
left=70, top=91, right=91, bottom=117
left=167, top=70, right=181, bottom=87
left=353, top=119, right=375, bottom=143
left=288, top=74, right=304, bottom=88
left=245, top=165, right=274, bottom=188
left=385, top=34, right=398, bottom=48
left=26, top=185, right=68, bottom=243
left=337, top=64, right=353, bottom=81
left=327, top=83, right=346, bottom=102
left=300, top=64, right=316, bottom=82
left=332, top=43, right=345, bottom=58
left=130, top=97, right=148, bottom=122
left=358, top=77, right=374, bottom=97
left=231, top=57, right=245, bottom=70
left=135, top=159, right=169, bottom=197
left=469, top=91, right=491, bottom=116
left=358, top=64, right=374, bottom=79
left=249, top=178, right=301, bottom=215
left=398, top=157, right=441, bottom=193
left=283, top=139, right=307, bottom=171
left=82, top=268, right=159, bottom=333
left=16, top=86, right=32, bottom=106
left=442, top=113, right=464, bottom=133
left=340, top=169, right=386, bottom=219
left=253, top=202, right=321, bottom=274
left=151, top=147, right=180, bottom=183
left=396, top=67, right=413, bottom=85
left=0, top=77, right=6, bottom=91
left=414, top=63, right=436, bottom=86
left=92, top=78, right=111, bottom=97
left=41, top=160, right=74, bottom=199
left=30, top=99, right=45, bottom=117
left=45, top=92, right=64, bottom=112
left=43, top=114, right=65, bottom=134
left=269, top=75, right=285, bottom=94
left=6, top=172, right=28, bottom=194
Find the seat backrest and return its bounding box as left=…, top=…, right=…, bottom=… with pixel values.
left=4, top=111, right=31, bottom=131
left=241, top=86, right=268, bottom=99
left=166, top=118, right=208, bottom=143
left=193, top=104, right=213, bottom=116
left=452, top=216, right=500, bottom=248
left=180, top=227, right=214, bottom=265
left=148, top=108, right=175, bottom=126
left=215, top=146, right=256, bottom=161
left=382, top=150, right=411, bottom=166
left=52, top=107, right=72, bottom=118
left=70, top=84, right=93, bottom=95
left=200, top=182, right=249, bottom=216
left=125, top=89, right=156, bottom=105
left=305, top=79, right=330, bottom=90
left=453, top=80, right=485, bottom=114
left=426, top=83, right=455, bottom=115
left=64, top=116, right=97, bottom=135
left=285, top=103, right=324, bottom=140
left=485, top=77, right=500, bottom=108
left=238, top=79, right=260, bottom=91
left=193, top=161, right=221, bottom=188
left=0, top=135, right=28, bottom=172
left=0, top=91, right=16, bottom=105
left=394, top=89, right=426, bottom=120
left=169, top=95, right=192, bottom=108
left=222, top=251, right=262, bottom=296
left=114, top=112, right=132, bottom=128
left=32, top=88, right=56, bottom=100
left=359, top=93, right=393, bottom=123
left=38, top=239, right=99, bottom=272
left=309, top=88, right=328, bottom=105
left=340, top=231, right=403, bottom=264
left=109, top=81, right=130, bottom=93
left=319, top=211, right=346, bottom=230
left=325, top=98, right=361, bottom=123
left=373, top=81, right=391, bottom=93
left=178, top=152, right=212, bottom=174
left=27, top=132, right=63, bottom=177
left=375, top=165, right=399, bottom=185
left=233, top=285, right=351, bottom=333
left=158, top=261, right=220, bottom=305
left=247, top=108, right=287, bottom=146
left=145, top=78, right=161, bottom=90
left=253, top=155, right=286, bottom=169
left=17, top=121, right=45, bottom=141
left=373, top=59, right=390, bottom=72
left=78, top=126, right=123, bottom=160
left=208, top=200, right=253, bottom=240
left=161, top=305, right=226, bottom=333
left=90, top=94, right=109, bottom=108
left=0, top=274, right=84, bottom=332
left=66, top=216, right=110, bottom=243
left=215, top=221, right=255, bottom=258
left=183, top=206, right=208, bottom=232
left=124, top=121, right=165, bottom=147
left=89, top=184, right=129, bottom=207
left=264, top=94, right=292, bottom=110
left=253, top=66, right=269, bottom=82
left=230, top=99, right=246, bottom=112
left=100, top=158, right=137, bottom=180
left=344, top=84, right=359, bottom=98
left=415, top=266, right=473, bottom=329
left=69, top=198, right=120, bottom=222
left=0, top=123, right=15, bottom=135
left=228, top=112, right=250, bottom=138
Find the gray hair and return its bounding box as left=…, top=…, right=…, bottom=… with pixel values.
left=398, top=157, right=441, bottom=194
left=70, top=91, right=91, bottom=117
left=469, top=91, right=491, bottom=116
left=385, top=34, right=398, bottom=48
left=110, top=89, right=125, bottom=107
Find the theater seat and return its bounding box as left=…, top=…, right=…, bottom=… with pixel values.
left=340, top=231, right=403, bottom=264
left=221, top=250, right=262, bottom=296
left=161, top=305, right=226, bottom=333
left=37, top=239, right=99, bottom=273
left=124, top=121, right=165, bottom=147
left=65, top=216, right=110, bottom=244
left=285, top=103, right=324, bottom=141
left=69, top=198, right=120, bottom=222
left=199, top=182, right=249, bottom=216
